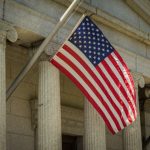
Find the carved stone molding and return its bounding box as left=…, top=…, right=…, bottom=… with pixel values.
left=125, top=0, right=150, bottom=25
left=44, top=41, right=61, bottom=56
left=0, top=21, right=18, bottom=44
left=39, top=53, right=50, bottom=62
left=0, top=31, right=7, bottom=46
left=131, top=72, right=145, bottom=88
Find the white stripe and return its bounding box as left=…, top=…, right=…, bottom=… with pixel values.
left=65, top=41, right=130, bottom=126
left=111, top=52, right=135, bottom=96
left=105, top=57, right=136, bottom=112
left=98, top=63, right=135, bottom=121
left=60, top=47, right=124, bottom=129
left=53, top=54, right=118, bottom=133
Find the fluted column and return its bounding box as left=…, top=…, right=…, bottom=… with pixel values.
left=0, top=21, right=17, bottom=150
left=123, top=72, right=145, bottom=150
left=0, top=30, right=6, bottom=150
left=38, top=61, right=62, bottom=150
left=84, top=99, right=106, bottom=150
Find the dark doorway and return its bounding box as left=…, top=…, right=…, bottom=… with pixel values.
left=62, top=135, right=83, bottom=150
left=62, top=135, right=77, bottom=150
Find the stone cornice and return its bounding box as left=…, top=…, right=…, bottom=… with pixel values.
left=125, top=0, right=150, bottom=25
left=4, top=0, right=150, bottom=46
left=54, top=0, right=150, bottom=45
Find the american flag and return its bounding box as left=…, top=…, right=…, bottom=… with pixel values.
left=50, top=16, right=137, bottom=134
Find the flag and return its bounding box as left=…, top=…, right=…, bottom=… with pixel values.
left=50, top=16, right=137, bottom=134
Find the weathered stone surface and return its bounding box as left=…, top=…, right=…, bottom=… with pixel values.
left=62, top=106, right=83, bottom=135
left=123, top=73, right=144, bottom=150
left=125, top=0, right=150, bottom=26
left=7, top=133, right=34, bottom=150
left=139, top=17, right=150, bottom=33
left=10, top=98, right=31, bottom=117
left=137, top=55, right=150, bottom=78
left=98, top=24, right=147, bottom=57
left=84, top=99, right=106, bottom=150
left=0, top=21, right=18, bottom=42
left=92, top=0, right=140, bottom=29
left=38, top=62, right=62, bottom=150
left=106, top=134, right=123, bottom=150
left=147, top=45, right=150, bottom=59
left=0, top=31, right=6, bottom=150
left=7, top=114, right=33, bottom=136
left=92, top=0, right=150, bottom=34
left=63, top=74, right=82, bottom=96
left=0, top=1, right=4, bottom=19
left=2, top=0, right=150, bottom=46
left=61, top=93, right=84, bottom=109
left=0, top=22, right=18, bottom=150
left=6, top=45, right=28, bottom=64
left=144, top=112, right=150, bottom=126
left=11, top=81, right=36, bottom=100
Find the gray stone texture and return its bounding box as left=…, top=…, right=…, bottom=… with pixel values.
left=123, top=73, right=144, bottom=150
left=106, top=133, right=123, bottom=150
left=0, top=31, right=6, bottom=150
left=84, top=99, right=106, bottom=150
left=38, top=62, right=62, bottom=150
left=0, top=0, right=4, bottom=19
left=7, top=133, right=34, bottom=150
left=91, top=0, right=150, bottom=33
left=62, top=106, right=84, bottom=136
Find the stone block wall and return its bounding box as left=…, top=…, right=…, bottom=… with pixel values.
left=85, top=0, right=150, bottom=33
left=6, top=45, right=36, bottom=150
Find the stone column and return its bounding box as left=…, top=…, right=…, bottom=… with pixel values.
left=0, top=21, right=17, bottom=150
left=38, top=61, right=62, bottom=150
left=123, top=72, right=145, bottom=150
left=84, top=99, right=106, bottom=150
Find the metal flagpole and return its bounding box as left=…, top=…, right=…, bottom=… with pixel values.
left=6, top=0, right=81, bottom=100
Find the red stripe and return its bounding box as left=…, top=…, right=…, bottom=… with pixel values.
left=114, top=50, right=136, bottom=102
left=56, top=51, right=121, bottom=131
left=63, top=44, right=126, bottom=127
left=57, top=51, right=121, bottom=130
left=50, top=59, right=115, bottom=134
left=96, top=65, right=133, bottom=123
left=101, top=60, right=136, bottom=119
left=108, top=52, right=134, bottom=100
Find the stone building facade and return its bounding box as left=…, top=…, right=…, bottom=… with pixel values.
left=0, top=0, right=150, bottom=150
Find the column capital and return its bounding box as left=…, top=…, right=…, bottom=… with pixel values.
left=39, top=53, right=50, bottom=61
left=0, top=21, right=18, bottom=44
left=0, top=31, right=7, bottom=45
left=44, top=41, right=60, bottom=56
left=131, top=72, right=145, bottom=88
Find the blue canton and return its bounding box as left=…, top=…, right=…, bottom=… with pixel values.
left=68, top=16, right=114, bottom=66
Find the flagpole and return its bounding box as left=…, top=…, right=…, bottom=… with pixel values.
left=49, top=13, right=86, bottom=60
left=6, top=0, right=81, bottom=100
